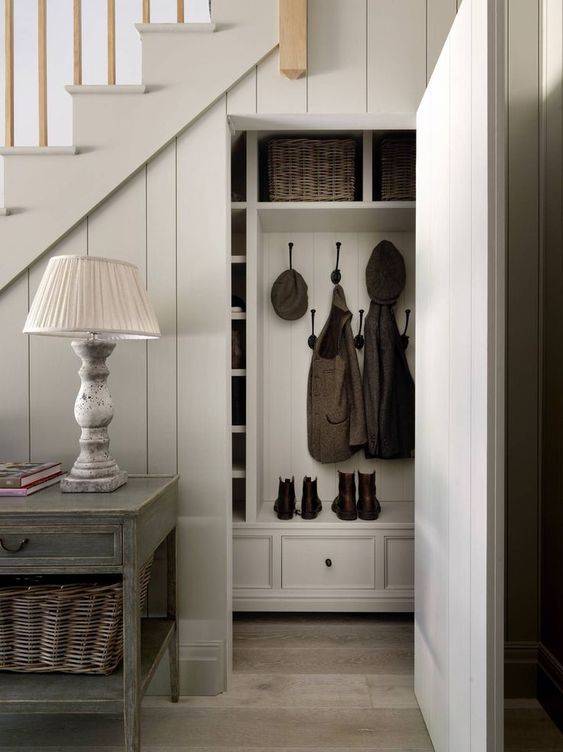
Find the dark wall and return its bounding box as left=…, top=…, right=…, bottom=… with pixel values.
left=539, top=203, right=563, bottom=727
left=539, top=25, right=563, bottom=727
left=504, top=0, right=541, bottom=700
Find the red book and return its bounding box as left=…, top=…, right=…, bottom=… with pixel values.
left=0, top=473, right=62, bottom=497
left=0, top=461, right=62, bottom=488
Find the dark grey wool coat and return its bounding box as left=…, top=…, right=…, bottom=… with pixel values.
left=307, top=285, right=367, bottom=463
left=363, top=301, right=414, bottom=459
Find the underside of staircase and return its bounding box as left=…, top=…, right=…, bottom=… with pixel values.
left=0, top=0, right=277, bottom=292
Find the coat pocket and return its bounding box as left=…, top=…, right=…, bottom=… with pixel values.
left=321, top=414, right=351, bottom=463
left=324, top=364, right=349, bottom=425
left=326, top=413, right=348, bottom=426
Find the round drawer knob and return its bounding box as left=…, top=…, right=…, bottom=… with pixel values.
left=0, top=537, right=28, bottom=553
left=325, top=558, right=332, bottom=568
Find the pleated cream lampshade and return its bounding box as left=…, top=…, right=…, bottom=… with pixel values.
left=23, top=255, right=160, bottom=339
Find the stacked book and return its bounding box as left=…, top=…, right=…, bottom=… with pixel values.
left=0, top=462, right=62, bottom=497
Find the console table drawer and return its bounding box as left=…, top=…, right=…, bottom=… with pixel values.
left=0, top=525, right=122, bottom=566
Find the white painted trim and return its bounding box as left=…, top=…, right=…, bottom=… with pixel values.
left=65, top=85, right=148, bottom=95
left=135, top=23, right=216, bottom=35
left=256, top=202, right=416, bottom=233
left=146, top=640, right=226, bottom=697
left=228, top=113, right=417, bottom=132
left=0, top=146, right=77, bottom=156
left=489, top=0, right=506, bottom=747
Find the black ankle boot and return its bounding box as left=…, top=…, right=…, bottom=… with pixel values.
left=331, top=471, right=357, bottom=521
left=357, top=470, right=381, bottom=520
left=274, top=477, right=296, bottom=520
left=300, top=477, right=322, bottom=520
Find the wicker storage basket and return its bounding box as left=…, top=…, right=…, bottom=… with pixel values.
left=267, top=138, right=357, bottom=202
left=380, top=134, right=416, bottom=201
left=0, top=558, right=152, bottom=675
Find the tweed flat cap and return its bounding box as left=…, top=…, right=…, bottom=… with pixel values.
left=271, top=268, right=308, bottom=321
left=366, top=240, right=406, bottom=304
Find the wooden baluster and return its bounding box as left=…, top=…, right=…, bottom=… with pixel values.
left=107, top=0, right=116, bottom=85
left=142, top=0, right=150, bottom=24
left=4, top=0, right=14, bottom=147
left=73, top=0, right=82, bottom=85
left=38, top=0, right=48, bottom=146
left=177, top=0, right=185, bottom=23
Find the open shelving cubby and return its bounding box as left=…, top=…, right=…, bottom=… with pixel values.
left=229, top=121, right=416, bottom=611
left=230, top=132, right=249, bottom=522
left=234, top=128, right=416, bottom=523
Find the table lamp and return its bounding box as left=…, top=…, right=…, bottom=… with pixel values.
left=23, top=255, right=160, bottom=493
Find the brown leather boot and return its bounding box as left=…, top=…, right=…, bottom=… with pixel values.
left=357, top=470, right=381, bottom=521
left=300, top=477, right=322, bottom=520
left=274, top=477, right=295, bottom=520
left=332, top=471, right=357, bottom=521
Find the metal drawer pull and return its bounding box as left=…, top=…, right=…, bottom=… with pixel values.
left=325, top=558, right=332, bottom=568
left=0, top=537, right=29, bottom=553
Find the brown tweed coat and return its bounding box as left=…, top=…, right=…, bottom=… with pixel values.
left=307, top=285, right=367, bottom=463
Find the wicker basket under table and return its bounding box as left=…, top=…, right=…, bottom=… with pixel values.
left=0, top=558, right=152, bottom=675
left=267, top=137, right=357, bottom=202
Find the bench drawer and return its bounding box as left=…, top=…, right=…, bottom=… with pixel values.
left=281, top=536, right=375, bottom=590
left=0, top=525, right=122, bottom=566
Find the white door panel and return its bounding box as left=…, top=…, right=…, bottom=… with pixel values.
left=415, top=0, right=505, bottom=749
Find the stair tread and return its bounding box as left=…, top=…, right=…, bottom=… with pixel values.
left=135, top=22, right=216, bottom=34
left=0, top=146, right=77, bottom=156
left=65, top=84, right=147, bottom=95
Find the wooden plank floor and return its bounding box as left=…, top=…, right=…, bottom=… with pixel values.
left=0, top=614, right=561, bottom=751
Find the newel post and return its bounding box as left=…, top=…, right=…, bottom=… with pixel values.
left=279, top=0, right=307, bottom=80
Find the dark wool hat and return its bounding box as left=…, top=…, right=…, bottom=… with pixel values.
left=271, top=268, right=308, bottom=321
left=366, top=240, right=406, bottom=304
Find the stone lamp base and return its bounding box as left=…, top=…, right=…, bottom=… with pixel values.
left=61, top=338, right=127, bottom=493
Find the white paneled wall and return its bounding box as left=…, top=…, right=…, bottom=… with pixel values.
left=260, top=231, right=415, bottom=504
left=147, top=143, right=177, bottom=476
left=228, top=0, right=458, bottom=117
left=367, top=0, right=426, bottom=114
left=0, top=272, right=28, bottom=460
left=0, top=3, right=459, bottom=694
left=307, top=0, right=367, bottom=113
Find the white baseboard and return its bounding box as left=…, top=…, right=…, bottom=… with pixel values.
left=233, top=594, right=414, bottom=612
left=147, top=640, right=225, bottom=697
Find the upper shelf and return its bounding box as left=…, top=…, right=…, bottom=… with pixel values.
left=228, top=113, right=416, bottom=134
left=257, top=201, right=415, bottom=233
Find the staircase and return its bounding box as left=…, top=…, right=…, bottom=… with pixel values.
left=0, top=0, right=278, bottom=291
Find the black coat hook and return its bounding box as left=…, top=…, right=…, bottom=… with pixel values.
left=354, top=309, right=365, bottom=350
left=288, top=241, right=293, bottom=270
left=400, top=309, right=411, bottom=351
left=308, top=309, right=317, bottom=349
left=331, top=242, right=342, bottom=284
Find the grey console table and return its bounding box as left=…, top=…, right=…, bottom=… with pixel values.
left=0, top=475, right=179, bottom=752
